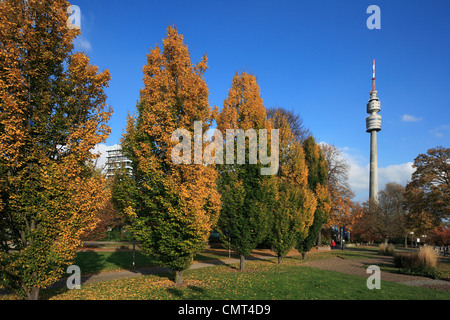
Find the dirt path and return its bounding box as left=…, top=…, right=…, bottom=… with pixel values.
left=299, top=255, right=450, bottom=292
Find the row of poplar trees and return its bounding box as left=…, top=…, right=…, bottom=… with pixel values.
left=112, top=27, right=331, bottom=284
left=0, top=0, right=330, bottom=299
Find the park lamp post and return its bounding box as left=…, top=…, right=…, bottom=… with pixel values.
left=421, top=235, right=427, bottom=246
left=410, top=231, right=414, bottom=251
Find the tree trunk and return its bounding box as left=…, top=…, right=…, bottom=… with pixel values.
left=132, top=238, right=136, bottom=267
left=317, top=229, right=322, bottom=246
left=175, top=270, right=183, bottom=285
left=26, top=286, right=40, bottom=300
left=240, top=255, right=245, bottom=271
left=278, top=256, right=283, bottom=264
left=302, top=252, right=306, bottom=260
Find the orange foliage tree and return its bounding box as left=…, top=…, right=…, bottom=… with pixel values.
left=0, top=0, right=111, bottom=300
left=214, top=72, right=275, bottom=271
left=428, top=226, right=450, bottom=246
left=320, top=143, right=359, bottom=234
left=121, top=26, right=221, bottom=284
left=267, top=110, right=316, bottom=263
left=352, top=183, right=408, bottom=243
left=296, top=136, right=330, bottom=259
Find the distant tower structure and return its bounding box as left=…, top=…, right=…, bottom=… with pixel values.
left=366, top=60, right=381, bottom=203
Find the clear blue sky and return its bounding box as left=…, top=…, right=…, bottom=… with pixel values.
left=74, top=0, right=450, bottom=201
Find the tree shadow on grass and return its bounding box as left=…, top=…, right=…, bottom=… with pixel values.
left=196, top=248, right=240, bottom=260
left=165, top=284, right=207, bottom=299
left=40, top=249, right=105, bottom=300
left=41, top=248, right=163, bottom=299
left=359, top=255, right=397, bottom=271
left=32, top=246, right=224, bottom=300
left=39, top=246, right=276, bottom=300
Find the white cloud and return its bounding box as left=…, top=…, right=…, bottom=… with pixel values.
left=73, top=35, right=92, bottom=52
left=429, top=125, right=450, bottom=138
left=379, top=162, right=415, bottom=189
left=336, top=148, right=415, bottom=203
left=402, top=114, right=422, bottom=122
left=340, top=151, right=369, bottom=199
left=319, top=142, right=368, bottom=201
left=90, top=143, right=109, bottom=172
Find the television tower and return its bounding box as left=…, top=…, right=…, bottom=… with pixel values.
left=366, top=60, right=381, bottom=203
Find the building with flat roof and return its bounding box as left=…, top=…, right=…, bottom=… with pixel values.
left=105, top=145, right=132, bottom=178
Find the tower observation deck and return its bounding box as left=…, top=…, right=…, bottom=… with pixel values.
left=366, top=60, right=382, bottom=132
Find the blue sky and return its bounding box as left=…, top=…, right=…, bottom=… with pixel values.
left=76, top=0, right=450, bottom=201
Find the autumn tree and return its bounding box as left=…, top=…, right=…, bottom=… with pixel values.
left=345, top=202, right=365, bottom=242
left=356, top=183, right=408, bottom=243
left=351, top=205, right=379, bottom=243
left=267, top=107, right=311, bottom=143
left=0, top=0, right=111, bottom=299
left=428, top=226, right=450, bottom=246
left=110, top=167, right=138, bottom=221
left=296, top=136, right=330, bottom=259
left=80, top=167, right=127, bottom=242
left=214, top=72, right=274, bottom=271
left=266, top=110, right=316, bottom=264
left=404, top=146, right=450, bottom=233
left=81, top=191, right=121, bottom=241
left=121, top=26, right=221, bottom=284
left=320, top=143, right=357, bottom=234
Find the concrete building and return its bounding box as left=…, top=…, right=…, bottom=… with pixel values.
left=105, top=145, right=132, bottom=178
left=365, top=60, right=382, bottom=203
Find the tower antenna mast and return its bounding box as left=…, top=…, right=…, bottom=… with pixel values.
left=372, top=60, right=376, bottom=91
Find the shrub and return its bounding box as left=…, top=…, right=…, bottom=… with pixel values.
left=394, top=252, right=418, bottom=269
left=378, top=243, right=395, bottom=256
left=417, top=246, right=437, bottom=268
left=394, top=246, right=438, bottom=271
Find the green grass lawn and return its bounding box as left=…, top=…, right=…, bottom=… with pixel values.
left=73, top=245, right=383, bottom=275
left=74, top=251, right=158, bottom=274
left=73, top=248, right=240, bottom=274
left=46, top=254, right=450, bottom=300
left=73, top=246, right=449, bottom=278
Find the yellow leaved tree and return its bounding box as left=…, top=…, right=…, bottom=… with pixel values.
left=0, top=0, right=111, bottom=300
left=121, top=26, right=221, bottom=285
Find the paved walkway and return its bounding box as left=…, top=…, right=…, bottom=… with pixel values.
left=299, top=255, right=450, bottom=292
